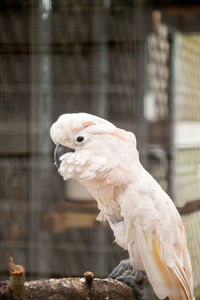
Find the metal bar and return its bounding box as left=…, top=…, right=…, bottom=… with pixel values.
left=28, top=0, right=52, bottom=279
left=168, top=34, right=179, bottom=201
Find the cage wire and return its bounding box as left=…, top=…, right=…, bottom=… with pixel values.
left=0, top=1, right=200, bottom=299
left=172, top=34, right=200, bottom=296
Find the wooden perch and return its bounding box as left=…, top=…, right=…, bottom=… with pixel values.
left=0, top=276, right=136, bottom=300
left=0, top=258, right=136, bottom=300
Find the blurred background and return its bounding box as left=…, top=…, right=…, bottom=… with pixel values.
left=0, top=0, right=200, bottom=298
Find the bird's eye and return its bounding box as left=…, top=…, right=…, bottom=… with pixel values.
left=76, top=136, right=84, bottom=143
left=74, top=135, right=87, bottom=146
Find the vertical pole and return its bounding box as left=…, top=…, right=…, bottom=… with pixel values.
left=134, top=0, right=148, bottom=167
left=169, top=34, right=179, bottom=201
left=38, top=0, right=52, bottom=163
left=93, top=1, right=110, bottom=276
left=28, top=0, right=52, bottom=278
left=97, top=1, right=110, bottom=120
left=38, top=0, right=53, bottom=276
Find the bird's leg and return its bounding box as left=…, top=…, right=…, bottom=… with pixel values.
left=108, top=259, right=146, bottom=300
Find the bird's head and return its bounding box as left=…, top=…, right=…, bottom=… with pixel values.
left=50, top=113, right=138, bottom=182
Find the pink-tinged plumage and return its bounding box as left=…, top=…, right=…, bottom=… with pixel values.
left=50, top=112, right=194, bottom=300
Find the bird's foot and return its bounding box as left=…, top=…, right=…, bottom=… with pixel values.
left=108, top=259, right=146, bottom=300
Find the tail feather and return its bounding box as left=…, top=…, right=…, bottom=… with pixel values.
left=135, top=226, right=194, bottom=300
left=168, top=277, right=194, bottom=300
left=172, top=263, right=191, bottom=299
left=168, top=281, right=187, bottom=300
left=170, top=248, right=194, bottom=300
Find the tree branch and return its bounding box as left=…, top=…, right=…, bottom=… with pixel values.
left=0, top=259, right=136, bottom=300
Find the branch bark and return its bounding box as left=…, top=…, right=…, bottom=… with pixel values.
left=0, top=276, right=135, bottom=300
left=0, top=262, right=135, bottom=300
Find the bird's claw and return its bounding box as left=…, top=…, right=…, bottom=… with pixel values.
left=108, top=259, right=146, bottom=300
left=108, top=259, right=133, bottom=279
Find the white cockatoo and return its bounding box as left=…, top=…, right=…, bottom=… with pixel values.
left=50, top=112, right=194, bottom=300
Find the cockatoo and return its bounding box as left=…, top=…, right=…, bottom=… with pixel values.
left=50, top=112, right=194, bottom=300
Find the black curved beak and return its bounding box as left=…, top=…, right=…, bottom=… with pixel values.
left=54, top=144, right=75, bottom=168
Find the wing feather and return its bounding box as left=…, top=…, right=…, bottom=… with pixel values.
left=172, top=254, right=193, bottom=300
left=121, top=172, right=194, bottom=300
left=136, top=226, right=173, bottom=299
left=135, top=226, right=193, bottom=300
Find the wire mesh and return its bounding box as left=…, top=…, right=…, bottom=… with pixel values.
left=171, top=34, right=200, bottom=297
left=0, top=1, right=200, bottom=299
left=0, top=0, right=144, bottom=280
left=176, top=35, right=200, bottom=121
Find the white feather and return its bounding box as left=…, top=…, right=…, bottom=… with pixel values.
left=135, top=226, right=172, bottom=299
